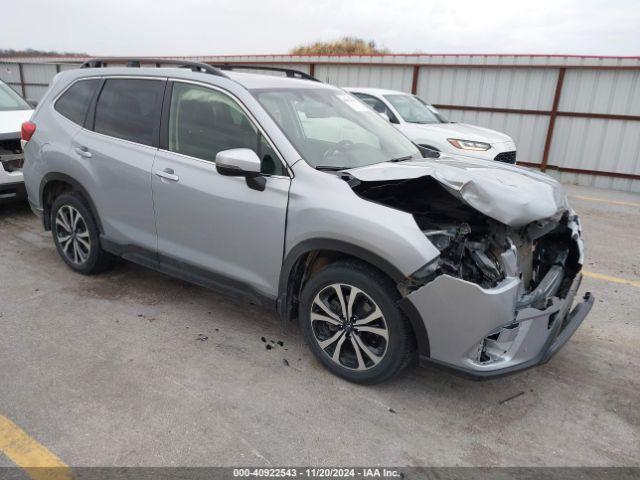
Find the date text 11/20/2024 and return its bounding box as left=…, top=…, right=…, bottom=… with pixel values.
left=232, top=468, right=403, bottom=478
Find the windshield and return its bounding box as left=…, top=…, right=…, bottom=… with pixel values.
left=253, top=88, right=420, bottom=169
left=0, top=81, right=31, bottom=111
left=384, top=94, right=448, bottom=124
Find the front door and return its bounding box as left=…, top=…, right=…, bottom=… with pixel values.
left=152, top=81, right=290, bottom=301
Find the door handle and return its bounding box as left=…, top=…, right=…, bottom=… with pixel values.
left=154, top=168, right=179, bottom=182
left=74, top=146, right=92, bottom=158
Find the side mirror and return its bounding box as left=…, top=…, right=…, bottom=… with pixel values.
left=216, top=148, right=261, bottom=176
left=416, top=144, right=440, bottom=159
left=377, top=111, right=391, bottom=122
left=215, top=148, right=265, bottom=191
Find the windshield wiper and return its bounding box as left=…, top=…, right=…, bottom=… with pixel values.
left=387, top=155, right=415, bottom=163
left=315, top=165, right=347, bottom=171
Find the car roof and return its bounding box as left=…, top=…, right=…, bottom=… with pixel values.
left=62, top=66, right=333, bottom=91
left=343, top=87, right=410, bottom=96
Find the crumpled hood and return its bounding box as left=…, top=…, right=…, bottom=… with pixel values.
left=345, top=156, right=568, bottom=227
left=402, top=122, right=513, bottom=144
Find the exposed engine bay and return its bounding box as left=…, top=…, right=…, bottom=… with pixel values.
left=348, top=175, right=582, bottom=304
left=0, top=137, right=24, bottom=173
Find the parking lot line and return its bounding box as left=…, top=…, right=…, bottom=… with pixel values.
left=0, top=415, right=72, bottom=480
left=572, top=195, right=640, bottom=208
left=583, top=270, right=640, bottom=288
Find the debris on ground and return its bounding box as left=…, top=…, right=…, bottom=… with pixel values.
left=282, top=359, right=289, bottom=366
left=499, top=391, right=525, bottom=404
left=261, top=338, right=286, bottom=349
left=196, top=334, right=208, bottom=341
left=265, top=344, right=273, bottom=350
left=388, top=408, right=397, bottom=414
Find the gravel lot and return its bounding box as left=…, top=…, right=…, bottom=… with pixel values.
left=0, top=184, right=638, bottom=467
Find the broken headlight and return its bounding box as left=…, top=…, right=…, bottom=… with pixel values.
left=423, top=223, right=505, bottom=288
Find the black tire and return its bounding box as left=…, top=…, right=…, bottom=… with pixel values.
left=50, top=192, right=114, bottom=275
left=299, top=260, right=415, bottom=384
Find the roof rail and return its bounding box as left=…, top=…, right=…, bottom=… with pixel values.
left=213, top=64, right=321, bottom=82
left=80, top=58, right=229, bottom=78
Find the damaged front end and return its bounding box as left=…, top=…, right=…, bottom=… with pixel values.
left=349, top=173, right=594, bottom=376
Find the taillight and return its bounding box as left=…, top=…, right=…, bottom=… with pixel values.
left=21, top=121, right=36, bottom=142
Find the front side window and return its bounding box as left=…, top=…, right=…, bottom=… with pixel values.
left=94, top=79, right=165, bottom=147
left=168, top=82, right=283, bottom=175
left=383, top=94, right=448, bottom=124
left=0, top=81, right=31, bottom=112
left=352, top=93, right=397, bottom=123
left=254, top=88, right=420, bottom=169
left=54, top=79, right=100, bottom=125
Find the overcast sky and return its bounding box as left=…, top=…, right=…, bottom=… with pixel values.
left=5, top=0, right=640, bottom=56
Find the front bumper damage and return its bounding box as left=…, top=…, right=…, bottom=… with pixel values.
left=403, top=270, right=593, bottom=378
left=344, top=158, right=594, bottom=377
left=0, top=134, right=26, bottom=203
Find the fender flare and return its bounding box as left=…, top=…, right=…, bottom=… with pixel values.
left=39, top=172, right=103, bottom=232
left=277, top=238, right=430, bottom=357
left=278, top=239, right=406, bottom=298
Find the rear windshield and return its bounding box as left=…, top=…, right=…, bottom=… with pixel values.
left=0, top=81, right=31, bottom=111
left=253, top=87, right=420, bottom=169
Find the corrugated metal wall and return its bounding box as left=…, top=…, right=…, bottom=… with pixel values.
left=1, top=54, right=639, bottom=192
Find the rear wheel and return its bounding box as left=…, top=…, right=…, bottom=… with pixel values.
left=51, top=192, right=114, bottom=274
left=299, top=260, right=415, bottom=384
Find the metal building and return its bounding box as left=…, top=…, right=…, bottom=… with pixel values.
left=1, top=54, right=639, bottom=192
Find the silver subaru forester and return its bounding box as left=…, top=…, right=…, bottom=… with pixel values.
left=22, top=59, right=593, bottom=384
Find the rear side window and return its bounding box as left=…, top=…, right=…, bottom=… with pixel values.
left=94, top=79, right=165, bottom=147
left=54, top=79, right=100, bottom=126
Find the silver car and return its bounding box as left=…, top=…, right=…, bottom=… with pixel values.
left=22, top=59, right=593, bottom=384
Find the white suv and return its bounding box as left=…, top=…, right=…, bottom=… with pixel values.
left=345, top=87, right=517, bottom=164
left=0, top=79, right=33, bottom=203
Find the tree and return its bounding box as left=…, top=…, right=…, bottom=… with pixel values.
left=290, top=37, right=389, bottom=55
left=0, top=48, right=88, bottom=57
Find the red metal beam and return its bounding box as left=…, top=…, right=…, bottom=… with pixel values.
left=17, top=63, right=26, bottom=98
left=557, top=111, right=640, bottom=122
left=411, top=65, right=419, bottom=94
left=433, top=104, right=550, bottom=116
left=541, top=68, right=566, bottom=172
left=517, top=162, right=640, bottom=181
left=198, top=60, right=640, bottom=71
left=433, top=104, right=640, bottom=122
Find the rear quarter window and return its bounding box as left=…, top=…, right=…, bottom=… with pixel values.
left=54, top=79, right=100, bottom=126
left=93, top=79, right=165, bottom=147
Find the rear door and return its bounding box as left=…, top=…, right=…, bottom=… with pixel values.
left=72, top=77, right=166, bottom=254
left=151, top=80, right=290, bottom=301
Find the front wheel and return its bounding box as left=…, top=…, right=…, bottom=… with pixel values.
left=299, top=260, right=415, bottom=384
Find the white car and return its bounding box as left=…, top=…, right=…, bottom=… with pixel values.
left=1, top=79, right=33, bottom=203
left=345, top=87, right=517, bottom=164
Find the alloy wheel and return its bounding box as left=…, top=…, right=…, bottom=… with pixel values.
left=55, top=205, right=91, bottom=265
left=310, top=283, right=389, bottom=371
